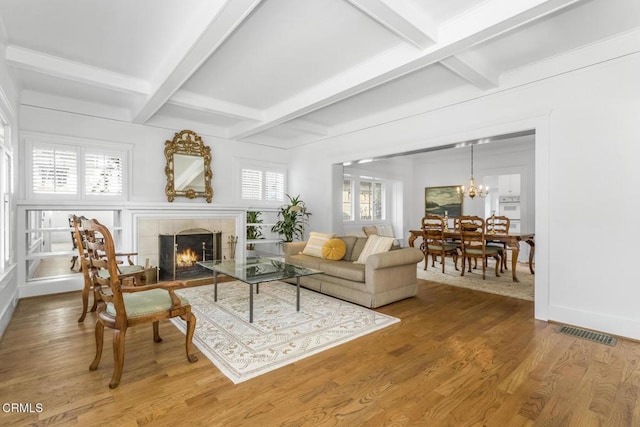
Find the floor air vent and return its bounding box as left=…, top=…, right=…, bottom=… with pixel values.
left=558, top=325, right=617, bottom=346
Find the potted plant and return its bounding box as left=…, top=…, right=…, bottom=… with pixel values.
left=246, top=211, right=264, bottom=251
left=271, top=194, right=311, bottom=242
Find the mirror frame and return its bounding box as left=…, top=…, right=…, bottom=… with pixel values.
left=165, top=129, right=213, bottom=203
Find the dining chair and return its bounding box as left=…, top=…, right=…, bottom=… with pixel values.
left=80, top=217, right=198, bottom=388
left=486, top=215, right=510, bottom=271
left=73, top=215, right=146, bottom=323
left=458, top=215, right=502, bottom=280
left=421, top=215, right=459, bottom=273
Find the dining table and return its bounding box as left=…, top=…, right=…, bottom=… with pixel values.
left=408, top=229, right=535, bottom=282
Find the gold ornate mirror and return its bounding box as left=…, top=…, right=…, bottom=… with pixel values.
left=165, top=130, right=213, bottom=203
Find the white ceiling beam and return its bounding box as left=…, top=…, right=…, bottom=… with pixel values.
left=230, top=0, right=581, bottom=140
left=168, top=90, right=263, bottom=121
left=132, top=0, right=264, bottom=124
left=440, top=56, right=498, bottom=90
left=5, top=45, right=150, bottom=94
left=282, top=119, right=328, bottom=137
left=345, top=0, right=436, bottom=48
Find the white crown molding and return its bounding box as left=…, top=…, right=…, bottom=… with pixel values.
left=132, top=0, right=264, bottom=124
left=6, top=46, right=150, bottom=95
left=21, top=90, right=132, bottom=122
left=228, top=0, right=581, bottom=140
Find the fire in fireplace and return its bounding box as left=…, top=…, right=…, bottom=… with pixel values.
left=158, top=228, right=222, bottom=281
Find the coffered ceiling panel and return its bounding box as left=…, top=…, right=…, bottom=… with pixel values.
left=1, top=0, right=638, bottom=148
left=181, top=0, right=404, bottom=109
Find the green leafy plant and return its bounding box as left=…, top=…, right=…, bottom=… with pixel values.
left=271, top=194, right=311, bottom=242
left=246, top=211, right=264, bottom=250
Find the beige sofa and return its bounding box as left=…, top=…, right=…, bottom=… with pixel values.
left=283, top=236, right=423, bottom=308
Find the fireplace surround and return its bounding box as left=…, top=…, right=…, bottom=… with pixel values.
left=158, top=228, right=222, bottom=281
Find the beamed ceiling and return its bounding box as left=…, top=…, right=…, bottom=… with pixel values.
left=1, top=0, right=639, bottom=148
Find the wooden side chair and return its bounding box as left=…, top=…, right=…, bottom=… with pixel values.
left=458, top=215, right=502, bottom=280
left=80, top=217, right=197, bottom=389
left=421, top=215, right=459, bottom=273
left=73, top=215, right=146, bottom=322
left=486, top=215, right=511, bottom=271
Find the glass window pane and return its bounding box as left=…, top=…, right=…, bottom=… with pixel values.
left=342, top=179, right=352, bottom=220
left=359, top=181, right=372, bottom=221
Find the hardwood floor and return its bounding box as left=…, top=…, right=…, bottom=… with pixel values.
left=1, top=279, right=639, bottom=426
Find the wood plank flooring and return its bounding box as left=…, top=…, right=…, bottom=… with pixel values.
left=1, top=279, right=639, bottom=426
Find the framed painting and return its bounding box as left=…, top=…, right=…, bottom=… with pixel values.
left=425, top=186, right=463, bottom=217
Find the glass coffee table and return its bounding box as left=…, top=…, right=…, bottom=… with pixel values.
left=198, top=257, right=322, bottom=323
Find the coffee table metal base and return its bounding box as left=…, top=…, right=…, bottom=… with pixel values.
left=213, top=270, right=301, bottom=323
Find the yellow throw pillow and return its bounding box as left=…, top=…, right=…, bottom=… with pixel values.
left=322, top=238, right=347, bottom=260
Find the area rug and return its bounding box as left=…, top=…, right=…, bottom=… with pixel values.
left=416, top=258, right=534, bottom=301
left=171, top=281, right=399, bottom=384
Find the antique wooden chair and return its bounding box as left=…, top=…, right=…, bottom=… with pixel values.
left=73, top=215, right=146, bottom=322
left=458, top=215, right=502, bottom=280
left=421, top=215, right=459, bottom=273
left=486, top=215, right=511, bottom=271
left=80, top=217, right=197, bottom=389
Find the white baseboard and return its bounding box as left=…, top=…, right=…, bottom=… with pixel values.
left=19, top=275, right=83, bottom=299
left=548, top=303, right=640, bottom=341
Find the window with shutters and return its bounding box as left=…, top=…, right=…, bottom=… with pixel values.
left=239, top=160, right=286, bottom=204
left=28, top=138, right=128, bottom=200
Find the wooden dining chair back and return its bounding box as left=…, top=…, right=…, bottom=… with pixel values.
left=421, top=215, right=459, bottom=273
left=81, top=217, right=197, bottom=388
left=486, top=215, right=510, bottom=234
left=458, top=215, right=502, bottom=280
left=486, top=215, right=511, bottom=271
left=73, top=215, right=146, bottom=322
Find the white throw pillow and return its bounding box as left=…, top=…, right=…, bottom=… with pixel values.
left=355, top=235, right=394, bottom=264
left=302, top=232, right=336, bottom=258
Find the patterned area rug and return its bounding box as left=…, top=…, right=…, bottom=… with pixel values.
left=416, top=258, right=534, bottom=301
left=171, top=281, right=399, bottom=384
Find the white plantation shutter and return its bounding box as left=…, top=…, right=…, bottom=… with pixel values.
left=85, top=152, right=123, bottom=195
left=264, top=170, right=284, bottom=201
left=241, top=168, right=263, bottom=200
left=240, top=165, right=286, bottom=202
left=32, top=147, right=77, bottom=194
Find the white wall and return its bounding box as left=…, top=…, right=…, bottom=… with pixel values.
left=290, top=53, right=640, bottom=341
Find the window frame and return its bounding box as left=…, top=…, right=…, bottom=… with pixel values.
left=0, top=119, right=13, bottom=269
left=342, top=173, right=387, bottom=223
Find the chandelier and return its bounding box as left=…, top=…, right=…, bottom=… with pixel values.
left=457, top=145, right=489, bottom=199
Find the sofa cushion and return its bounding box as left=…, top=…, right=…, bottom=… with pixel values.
left=287, top=253, right=324, bottom=270
left=356, top=235, right=394, bottom=264
left=302, top=231, right=336, bottom=258
left=319, top=260, right=365, bottom=283
left=349, top=237, right=369, bottom=261
left=340, top=236, right=358, bottom=261
left=376, top=224, right=395, bottom=237
left=322, top=238, right=347, bottom=260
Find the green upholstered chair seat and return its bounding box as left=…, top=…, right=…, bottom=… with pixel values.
left=465, top=247, right=501, bottom=256
left=428, top=243, right=458, bottom=251
left=98, top=264, right=145, bottom=279
left=106, top=289, right=189, bottom=318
